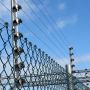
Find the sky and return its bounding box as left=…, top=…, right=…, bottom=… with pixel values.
left=0, top=0, right=90, bottom=73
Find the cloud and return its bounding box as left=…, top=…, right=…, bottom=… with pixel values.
left=57, top=15, right=78, bottom=29
left=75, top=54, right=90, bottom=63
left=55, top=57, right=69, bottom=68
left=55, top=53, right=90, bottom=69
left=59, top=2, right=66, bottom=11
left=57, top=20, right=66, bottom=29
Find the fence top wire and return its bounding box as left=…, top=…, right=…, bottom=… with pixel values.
left=0, top=23, right=90, bottom=90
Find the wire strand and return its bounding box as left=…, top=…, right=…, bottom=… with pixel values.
left=22, top=10, right=67, bottom=58
left=23, top=0, right=68, bottom=56
left=31, top=0, right=70, bottom=48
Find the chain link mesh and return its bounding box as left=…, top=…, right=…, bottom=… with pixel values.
left=0, top=23, right=90, bottom=90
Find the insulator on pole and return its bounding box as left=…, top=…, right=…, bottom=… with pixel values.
left=12, top=4, right=22, bottom=12
left=72, top=70, right=76, bottom=73
left=71, top=64, right=75, bottom=68
left=71, top=59, right=74, bottom=62
left=14, top=62, right=25, bottom=71
left=69, top=47, right=73, bottom=50
left=14, top=32, right=23, bottom=40
left=14, top=47, right=24, bottom=55
left=70, top=53, right=74, bottom=56
left=13, top=18, right=22, bottom=26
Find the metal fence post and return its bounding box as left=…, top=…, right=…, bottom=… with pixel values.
left=0, top=74, right=2, bottom=90
left=11, top=0, right=22, bottom=89
left=66, top=65, right=70, bottom=90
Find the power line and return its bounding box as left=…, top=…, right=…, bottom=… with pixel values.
left=22, top=22, right=66, bottom=60
left=32, top=0, right=70, bottom=48
left=0, top=1, right=11, bottom=12
left=38, top=0, right=70, bottom=45
left=23, top=0, right=68, bottom=55
left=22, top=10, right=67, bottom=58
left=21, top=0, right=68, bottom=58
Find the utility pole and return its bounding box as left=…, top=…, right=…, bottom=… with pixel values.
left=11, top=0, right=25, bottom=90
left=69, top=47, right=75, bottom=90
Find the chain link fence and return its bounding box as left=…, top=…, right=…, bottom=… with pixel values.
left=0, top=23, right=90, bottom=90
